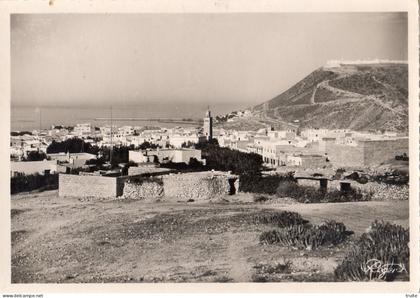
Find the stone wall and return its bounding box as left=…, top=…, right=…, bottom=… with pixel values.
left=128, top=166, right=173, bottom=176
left=60, top=171, right=239, bottom=201
left=122, top=177, right=164, bottom=199
left=296, top=178, right=408, bottom=201
left=59, top=174, right=124, bottom=198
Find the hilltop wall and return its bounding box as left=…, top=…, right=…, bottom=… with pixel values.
left=123, top=172, right=239, bottom=202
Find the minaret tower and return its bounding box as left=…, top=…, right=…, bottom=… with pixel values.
left=203, top=107, right=213, bottom=142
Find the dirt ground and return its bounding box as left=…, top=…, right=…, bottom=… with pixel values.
left=11, top=191, right=409, bottom=283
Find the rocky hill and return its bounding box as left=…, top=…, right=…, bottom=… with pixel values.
left=244, top=62, right=408, bottom=132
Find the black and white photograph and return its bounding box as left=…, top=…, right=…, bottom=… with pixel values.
left=2, top=0, right=418, bottom=292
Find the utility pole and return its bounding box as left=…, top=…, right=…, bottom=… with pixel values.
left=110, top=106, right=113, bottom=166
left=37, top=107, right=42, bottom=135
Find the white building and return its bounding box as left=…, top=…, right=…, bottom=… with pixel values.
left=129, top=148, right=205, bottom=165
left=73, top=123, right=92, bottom=136
left=11, top=160, right=58, bottom=176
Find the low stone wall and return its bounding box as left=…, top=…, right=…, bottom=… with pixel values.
left=122, top=177, right=164, bottom=200
left=295, top=178, right=408, bottom=201
left=60, top=171, right=239, bottom=201
left=349, top=182, right=409, bottom=201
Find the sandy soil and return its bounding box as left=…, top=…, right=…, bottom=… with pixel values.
left=11, top=190, right=408, bottom=283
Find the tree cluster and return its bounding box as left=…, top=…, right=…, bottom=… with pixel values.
left=11, top=173, right=58, bottom=194
left=46, top=138, right=99, bottom=155
left=11, top=131, right=32, bottom=136
left=198, top=140, right=262, bottom=175
left=23, top=151, right=47, bottom=161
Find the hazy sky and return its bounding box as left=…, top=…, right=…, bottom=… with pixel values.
left=11, top=13, right=407, bottom=107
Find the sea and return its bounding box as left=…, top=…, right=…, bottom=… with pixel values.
left=11, top=102, right=251, bottom=132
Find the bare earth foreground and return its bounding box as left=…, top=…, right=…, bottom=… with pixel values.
left=11, top=191, right=408, bottom=283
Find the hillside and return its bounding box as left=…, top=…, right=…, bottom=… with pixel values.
left=230, top=62, right=408, bottom=132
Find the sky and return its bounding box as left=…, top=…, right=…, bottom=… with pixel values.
left=11, top=12, right=408, bottom=108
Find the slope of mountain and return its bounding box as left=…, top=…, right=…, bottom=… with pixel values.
left=249, top=62, right=408, bottom=132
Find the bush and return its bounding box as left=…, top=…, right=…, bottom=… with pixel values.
left=260, top=220, right=353, bottom=250
left=372, top=170, right=409, bottom=185
left=253, top=211, right=308, bottom=227
left=276, top=180, right=370, bottom=203
left=240, top=174, right=294, bottom=194
left=334, top=221, right=409, bottom=281
left=252, top=260, right=292, bottom=282
left=11, top=173, right=58, bottom=194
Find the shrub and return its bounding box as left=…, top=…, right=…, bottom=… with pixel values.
left=252, top=260, right=292, bottom=282
left=253, top=261, right=291, bottom=274
left=334, top=221, right=409, bottom=281
left=372, top=170, right=409, bottom=185
left=253, top=211, right=308, bottom=227
left=276, top=180, right=303, bottom=198
left=260, top=220, right=353, bottom=250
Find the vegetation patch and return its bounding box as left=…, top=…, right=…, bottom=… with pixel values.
left=11, top=230, right=28, bottom=243
left=253, top=261, right=291, bottom=274
left=11, top=208, right=28, bottom=218
left=197, top=141, right=262, bottom=176
left=334, top=221, right=409, bottom=281
left=253, top=211, right=308, bottom=228
left=252, top=260, right=292, bottom=282
left=240, top=173, right=294, bottom=194
left=11, top=173, right=58, bottom=194
left=260, top=221, right=353, bottom=250
left=276, top=180, right=370, bottom=203
left=253, top=195, right=270, bottom=203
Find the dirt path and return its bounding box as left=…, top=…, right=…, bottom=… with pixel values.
left=225, top=231, right=252, bottom=282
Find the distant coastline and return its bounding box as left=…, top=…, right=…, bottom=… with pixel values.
left=10, top=102, right=248, bottom=131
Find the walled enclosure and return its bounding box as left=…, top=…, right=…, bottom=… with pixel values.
left=60, top=170, right=239, bottom=200
left=322, top=138, right=408, bottom=168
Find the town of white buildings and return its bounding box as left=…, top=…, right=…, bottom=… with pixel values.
left=10, top=109, right=408, bottom=177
